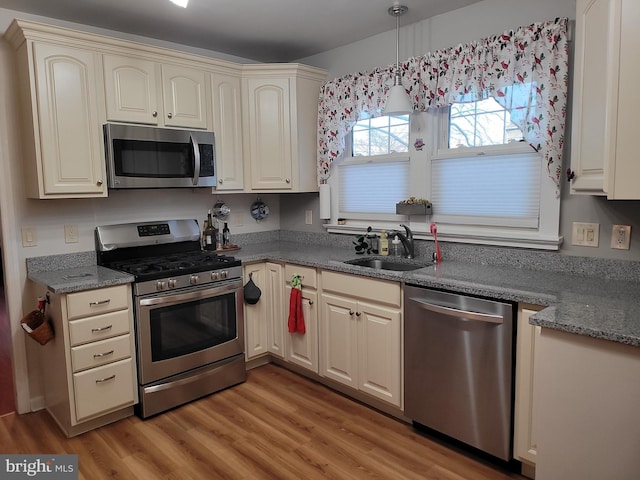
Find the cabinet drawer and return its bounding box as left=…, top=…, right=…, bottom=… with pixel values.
left=68, top=309, right=131, bottom=346
left=73, top=358, right=136, bottom=421
left=71, top=334, right=132, bottom=372
left=321, top=271, right=401, bottom=307
left=66, top=285, right=130, bottom=320
left=285, top=264, right=317, bottom=289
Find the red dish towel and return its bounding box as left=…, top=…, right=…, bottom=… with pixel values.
left=287, top=285, right=305, bottom=334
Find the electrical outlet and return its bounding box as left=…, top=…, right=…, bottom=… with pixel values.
left=21, top=227, right=37, bottom=247
left=305, top=209, right=313, bottom=225
left=611, top=225, right=631, bottom=250
left=571, top=222, right=599, bottom=247
left=64, top=224, right=79, bottom=243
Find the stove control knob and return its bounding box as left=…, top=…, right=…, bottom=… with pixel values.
left=168, top=279, right=177, bottom=289
left=211, top=271, right=219, bottom=281
left=190, top=274, right=199, bottom=285
left=220, top=270, right=228, bottom=279
left=156, top=281, right=167, bottom=291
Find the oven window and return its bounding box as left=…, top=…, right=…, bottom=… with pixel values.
left=113, top=139, right=194, bottom=178
left=149, top=291, right=237, bottom=361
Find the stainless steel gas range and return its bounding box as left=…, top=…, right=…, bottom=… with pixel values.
left=96, top=219, right=246, bottom=418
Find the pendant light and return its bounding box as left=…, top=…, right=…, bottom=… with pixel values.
left=169, top=0, right=188, bottom=7
left=383, top=4, right=412, bottom=116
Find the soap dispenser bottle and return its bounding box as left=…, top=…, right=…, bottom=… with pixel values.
left=391, top=235, right=402, bottom=257
left=380, top=231, right=389, bottom=256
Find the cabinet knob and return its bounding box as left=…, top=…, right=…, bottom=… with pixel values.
left=152, top=111, right=158, bottom=118
left=308, top=300, right=314, bottom=306
left=349, top=310, right=355, bottom=316
left=355, top=311, right=361, bottom=317
left=96, top=179, right=103, bottom=186
left=286, top=178, right=291, bottom=184
left=219, top=179, right=223, bottom=184
left=167, top=112, right=173, bottom=119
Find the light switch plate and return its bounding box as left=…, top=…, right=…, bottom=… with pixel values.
left=64, top=224, right=79, bottom=243
left=572, top=222, right=599, bottom=247
left=21, top=226, right=37, bottom=247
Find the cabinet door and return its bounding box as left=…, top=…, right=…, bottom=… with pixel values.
left=514, top=306, right=542, bottom=465
left=243, top=77, right=293, bottom=190
left=570, top=0, right=620, bottom=195
left=211, top=72, right=244, bottom=190
left=285, top=287, right=318, bottom=373
left=161, top=64, right=208, bottom=129
left=319, top=293, right=358, bottom=388
left=33, top=43, right=106, bottom=196
left=103, top=54, right=159, bottom=125
left=243, top=264, right=268, bottom=359
left=357, top=301, right=401, bottom=407
left=265, top=262, right=284, bottom=357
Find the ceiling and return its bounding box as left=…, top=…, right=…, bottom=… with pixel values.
left=0, top=0, right=484, bottom=62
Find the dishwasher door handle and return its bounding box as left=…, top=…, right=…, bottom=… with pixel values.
left=409, top=297, right=504, bottom=324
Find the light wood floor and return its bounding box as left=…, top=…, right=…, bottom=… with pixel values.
left=0, top=364, right=524, bottom=479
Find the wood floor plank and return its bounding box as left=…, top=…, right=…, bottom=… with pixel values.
left=0, top=364, right=525, bottom=479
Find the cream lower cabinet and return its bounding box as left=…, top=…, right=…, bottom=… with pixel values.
left=284, top=264, right=318, bottom=374
left=319, top=271, right=402, bottom=407
left=243, top=262, right=284, bottom=360
left=534, top=328, right=640, bottom=479
left=42, top=284, right=138, bottom=437
left=103, top=53, right=209, bottom=130
left=514, top=305, right=543, bottom=469
left=570, top=0, right=640, bottom=198
left=6, top=23, right=107, bottom=198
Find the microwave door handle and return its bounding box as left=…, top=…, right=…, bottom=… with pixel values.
left=190, top=134, right=201, bottom=186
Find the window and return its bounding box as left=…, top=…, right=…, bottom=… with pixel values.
left=337, top=113, right=410, bottom=220
left=330, top=96, right=559, bottom=249
left=433, top=85, right=545, bottom=230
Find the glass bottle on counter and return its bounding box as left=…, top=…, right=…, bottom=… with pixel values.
left=222, top=222, right=230, bottom=247
left=204, top=210, right=216, bottom=251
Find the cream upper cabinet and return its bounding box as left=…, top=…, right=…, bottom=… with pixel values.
left=319, top=271, right=402, bottom=407
left=570, top=0, right=640, bottom=198
left=103, top=54, right=209, bottom=130
left=242, top=64, right=327, bottom=192
left=514, top=305, right=543, bottom=467
left=6, top=25, right=107, bottom=198
left=211, top=72, right=244, bottom=190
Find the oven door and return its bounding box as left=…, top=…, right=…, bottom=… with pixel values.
left=135, top=279, right=243, bottom=385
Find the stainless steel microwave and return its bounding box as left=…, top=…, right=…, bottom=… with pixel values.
left=104, top=124, right=216, bottom=189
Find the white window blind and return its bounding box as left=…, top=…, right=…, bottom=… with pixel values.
left=431, top=152, right=541, bottom=228
left=338, top=160, right=409, bottom=216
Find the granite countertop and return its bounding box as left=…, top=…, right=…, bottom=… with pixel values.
left=26, top=241, right=640, bottom=347
left=235, top=241, right=640, bottom=347
left=28, top=265, right=134, bottom=294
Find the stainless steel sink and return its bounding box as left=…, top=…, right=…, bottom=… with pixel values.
left=345, top=258, right=424, bottom=271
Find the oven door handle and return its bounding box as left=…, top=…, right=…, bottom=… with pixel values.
left=139, top=282, right=239, bottom=307
left=190, top=133, right=201, bottom=186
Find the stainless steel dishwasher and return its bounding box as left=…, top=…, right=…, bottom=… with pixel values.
left=404, top=285, right=515, bottom=461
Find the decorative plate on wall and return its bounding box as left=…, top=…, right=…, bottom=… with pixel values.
left=250, top=199, right=269, bottom=221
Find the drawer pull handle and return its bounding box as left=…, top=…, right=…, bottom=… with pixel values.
left=90, top=299, right=111, bottom=307
left=93, top=350, right=115, bottom=359
left=91, top=325, right=113, bottom=333
left=95, top=374, right=116, bottom=384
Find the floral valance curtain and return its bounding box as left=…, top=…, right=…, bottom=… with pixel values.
left=317, top=17, right=569, bottom=192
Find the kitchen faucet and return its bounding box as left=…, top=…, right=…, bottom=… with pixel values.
left=390, top=224, right=415, bottom=259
